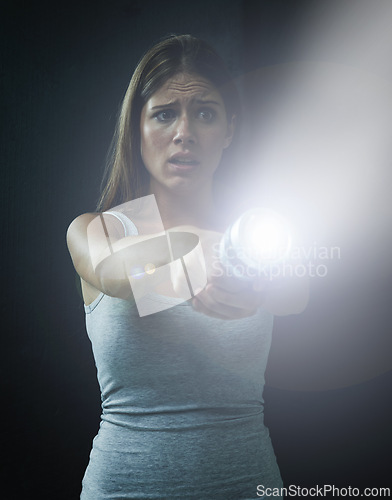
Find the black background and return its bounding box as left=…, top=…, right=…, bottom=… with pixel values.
left=2, top=1, right=391, bottom=498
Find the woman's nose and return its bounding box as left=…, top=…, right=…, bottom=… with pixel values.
left=173, top=115, right=196, bottom=145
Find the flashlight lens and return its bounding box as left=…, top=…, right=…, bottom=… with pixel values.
left=243, top=212, right=290, bottom=262
left=227, top=208, right=291, bottom=275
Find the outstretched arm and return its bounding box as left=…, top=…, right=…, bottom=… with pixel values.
left=66, top=212, right=170, bottom=299
left=67, top=212, right=309, bottom=315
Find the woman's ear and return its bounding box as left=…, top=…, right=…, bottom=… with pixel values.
left=223, top=114, right=236, bottom=149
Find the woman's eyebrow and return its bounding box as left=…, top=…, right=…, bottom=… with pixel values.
left=194, top=99, right=221, bottom=106
left=151, top=99, right=221, bottom=110
left=151, top=102, right=178, bottom=110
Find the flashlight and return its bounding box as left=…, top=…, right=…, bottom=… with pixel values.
left=219, top=208, right=292, bottom=280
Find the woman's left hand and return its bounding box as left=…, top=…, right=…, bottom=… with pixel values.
left=192, top=274, right=268, bottom=320
left=169, top=224, right=309, bottom=319
left=193, top=269, right=309, bottom=319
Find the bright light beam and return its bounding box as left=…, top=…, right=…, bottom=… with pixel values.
left=220, top=208, right=292, bottom=280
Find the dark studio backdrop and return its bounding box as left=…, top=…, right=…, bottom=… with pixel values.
left=2, top=0, right=391, bottom=498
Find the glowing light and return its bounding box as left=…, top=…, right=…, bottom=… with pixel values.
left=220, top=208, right=292, bottom=280
left=241, top=210, right=292, bottom=264
left=144, top=263, right=156, bottom=275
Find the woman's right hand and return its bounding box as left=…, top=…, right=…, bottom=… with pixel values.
left=172, top=225, right=308, bottom=319
left=169, top=226, right=264, bottom=320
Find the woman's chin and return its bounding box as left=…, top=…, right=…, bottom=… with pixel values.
left=170, top=183, right=200, bottom=197
left=164, top=176, right=209, bottom=196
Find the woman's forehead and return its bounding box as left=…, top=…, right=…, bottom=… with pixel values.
left=148, top=73, right=224, bottom=105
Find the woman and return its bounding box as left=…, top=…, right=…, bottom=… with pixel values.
left=67, top=34, right=305, bottom=499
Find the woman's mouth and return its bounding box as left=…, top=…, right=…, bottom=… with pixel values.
left=168, top=154, right=200, bottom=170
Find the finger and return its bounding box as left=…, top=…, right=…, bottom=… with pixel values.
left=193, top=297, right=254, bottom=320
left=195, top=289, right=258, bottom=320
left=209, top=272, right=249, bottom=293
left=192, top=297, right=233, bottom=320
left=206, top=284, right=267, bottom=310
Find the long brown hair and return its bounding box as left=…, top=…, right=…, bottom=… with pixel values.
left=97, top=34, right=241, bottom=212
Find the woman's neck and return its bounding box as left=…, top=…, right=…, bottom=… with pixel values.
left=148, top=181, right=222, bottom=231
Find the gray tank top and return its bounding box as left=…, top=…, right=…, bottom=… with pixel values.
left=80, top=217, right=283, bottom=499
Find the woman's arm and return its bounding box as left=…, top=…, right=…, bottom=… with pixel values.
left=67, top=213, right=309, bottom=315
left=66, top=212, right=172, bottom=300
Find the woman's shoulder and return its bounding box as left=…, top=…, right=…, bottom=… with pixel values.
left=66, top=211, right=127, bottom=282
left=66, top=212, right=99, bottom=237
left=66, top=212, right=97, bottom=254
left=66, top=211, right=129, bottom=244
left=66, top=211, right=131, bottom=306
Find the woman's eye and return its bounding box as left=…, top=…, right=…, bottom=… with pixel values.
left=198, top=109, right=215, bottom=122
left=154, top=110, right=176, bottom=122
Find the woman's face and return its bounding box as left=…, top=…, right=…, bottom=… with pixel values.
left=140, top=72, right=235, bottom=195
